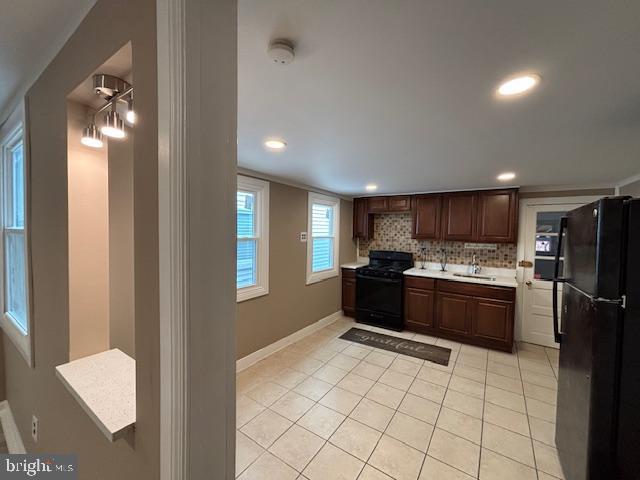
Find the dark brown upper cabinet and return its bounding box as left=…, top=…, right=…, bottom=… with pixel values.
left=441, top=192, right=478, bottom=241
left=354, top=188, right=519, bottom=244
left=411, top=194, right=442, bottom=239
left=387, top=195, right=411, bottom=212
left=353, top=197, right=373, bottom=239
left=477, top=189, right=518, bottom=243
left=367, top=196, right=389, bottom=213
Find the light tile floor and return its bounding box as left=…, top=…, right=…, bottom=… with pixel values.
left=236, top=316, right=563, bottom=480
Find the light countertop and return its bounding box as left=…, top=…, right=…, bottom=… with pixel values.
left=404, top=267, right=517, bottom=288
left=340, top=257, right=369, bottom=270
left=55, top=348, right=135, bottom=442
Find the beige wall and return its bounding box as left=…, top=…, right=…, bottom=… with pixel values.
left=67, top=101, right=110, bottom=361
left=108, top=127, right=135, bottom=357
left=2, top=0, right=159, bottom=477
left=237, top=180, right=357, bottom=359
left=620, top=179, right=640, bottom=197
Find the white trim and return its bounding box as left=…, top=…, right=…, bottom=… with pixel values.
left=0, top=400, right=26, bottom=453
left=236, top=175, right=269, bottom=302
left=306, top=192, right=340, bottom=285
left=157, top=0, right=187, bottom=477
left=0, top=104, right=32, bottom=367
left=236, top=311, right=343, bottom=372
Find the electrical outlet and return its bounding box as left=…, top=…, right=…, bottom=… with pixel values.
left=299, top=232, right=307, bottom=242
left=31, top=415, right=38, bottom=442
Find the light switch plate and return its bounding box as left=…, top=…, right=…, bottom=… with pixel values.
left=299, top=232, right=307, bottom=242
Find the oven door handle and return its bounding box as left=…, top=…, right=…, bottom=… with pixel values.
left=356, top=275, right=401, bottom=284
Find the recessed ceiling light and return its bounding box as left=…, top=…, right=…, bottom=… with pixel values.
left=365, top=184, right=378, bottom=192
left=264, top=139, right=287, bottom=150
left=497, top=73, right=540, bottom=97
left=497, top=172, right=516, bottom=181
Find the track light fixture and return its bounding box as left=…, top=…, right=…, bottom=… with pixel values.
left=79, top=74, right=134, bottom=148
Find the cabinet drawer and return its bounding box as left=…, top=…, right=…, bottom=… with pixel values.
left=437, top=279, right=515, bottom=302
left=404, top=275, right=435, bottom=290
left=342, top=268, right=356, bottom=279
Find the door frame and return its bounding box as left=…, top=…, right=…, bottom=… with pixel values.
left=157, top=0, right=188, bottom=477
left=157, top=0, right=237, bottom=478
left=515, top=195, right=602, bottom=345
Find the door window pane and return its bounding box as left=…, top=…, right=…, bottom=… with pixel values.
left=536, top=211, right=564, bottom=234
left=534, top=258, right=563, bottom=280
left=535, top=235, right=565, bottom=257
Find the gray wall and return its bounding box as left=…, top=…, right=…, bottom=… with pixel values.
left=237, top=180, right=357, bottom=359
left=2, top=0, right=159, bottom=477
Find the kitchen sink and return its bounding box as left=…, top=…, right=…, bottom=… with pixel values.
left=452, top=273, right=497, bottom=281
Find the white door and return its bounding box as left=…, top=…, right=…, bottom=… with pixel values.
left=519, top=197, right=599, bottom=348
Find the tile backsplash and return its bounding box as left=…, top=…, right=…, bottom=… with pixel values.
left=358, top=213, right=517, bottom=269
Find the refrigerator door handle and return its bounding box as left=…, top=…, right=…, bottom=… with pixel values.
left=552, top=216, right=568, bottom=343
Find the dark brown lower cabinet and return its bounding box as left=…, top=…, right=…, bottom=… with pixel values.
left=472, top=298, right=514, bottom=345
left=437, top=292, right=473, bottom=336
left=404, top=278, right=515, bottom=352
left=342, top=268, right=356, bottom=317
left=405, top=287, right=435, bottom=332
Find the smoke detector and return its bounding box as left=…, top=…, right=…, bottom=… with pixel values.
left=268, top=40, right=295, bottom=65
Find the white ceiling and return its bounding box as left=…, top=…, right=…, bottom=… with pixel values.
left=0, top=0, right=97, bottom=124
left=238, top=0, right=640, bottom=195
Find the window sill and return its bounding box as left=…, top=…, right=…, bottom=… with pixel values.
left=237, top=285, right=269, bottom=303
left=55, top=349, right=135, bottom=442
left=306, top=269, right=339, bottom=285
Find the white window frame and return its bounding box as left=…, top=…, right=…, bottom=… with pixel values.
left=0, top=116, right=32, bottom=367
left=306, top=192, right=340, bottom=285
left=236, top=175, right=269, bottom=302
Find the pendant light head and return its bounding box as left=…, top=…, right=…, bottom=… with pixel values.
left=81, top=123, right=103, bottom=148
left=125, top=96, right=136, bottom=124
left=101, top=111, right=126, bottom=139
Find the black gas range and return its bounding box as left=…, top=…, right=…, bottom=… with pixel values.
left=355, top=250, right=413, bottom=331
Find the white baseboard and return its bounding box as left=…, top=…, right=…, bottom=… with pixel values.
left=0, top=400, right=26, bottom=453
left=237, top=311, right=343, bottom=372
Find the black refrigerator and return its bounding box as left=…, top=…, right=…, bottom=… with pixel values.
left=553, top=196, right=640, bottom=480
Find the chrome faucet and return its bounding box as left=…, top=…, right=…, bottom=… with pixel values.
left=469, top=253, right=481, bottom=275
